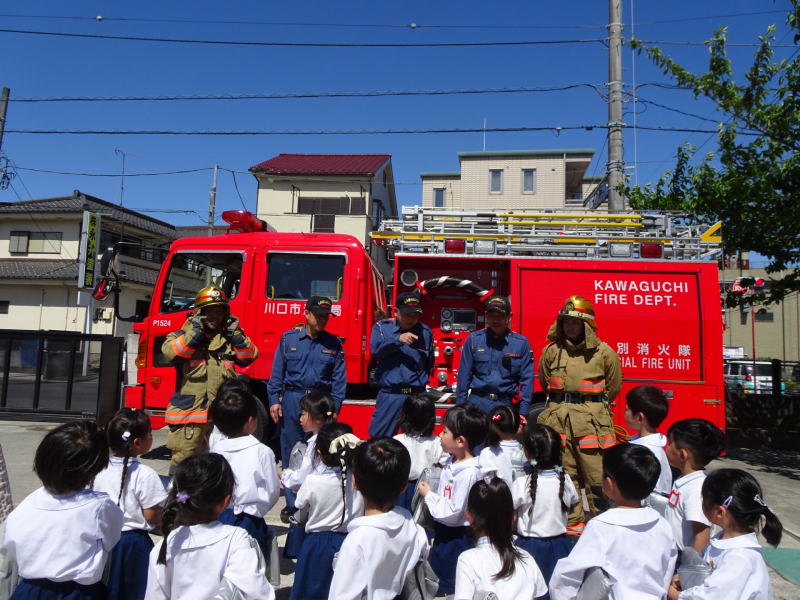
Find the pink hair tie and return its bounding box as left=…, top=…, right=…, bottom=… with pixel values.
left=176, top=492, right=189, bottom=504
left=484, top=476, right=493, bottom=485
left=519, top=416, right=527, bottom=425
left=492, top=415, right=502, bottom=421
left=722, top=496, right=733, bottom=509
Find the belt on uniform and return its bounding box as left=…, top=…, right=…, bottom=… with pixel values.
left=549, top=392, right=603, bottom=404
left=472, top=392, right=513, bottom=403
left=285, top=386, right=329, bottom=395
left=384, top=385, right=426, bottom=395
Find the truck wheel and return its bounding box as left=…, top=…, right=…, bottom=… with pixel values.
left=254, top=399, right=271, bottom=444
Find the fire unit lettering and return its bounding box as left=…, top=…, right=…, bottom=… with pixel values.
left=593, top=278, right=691, bottom=308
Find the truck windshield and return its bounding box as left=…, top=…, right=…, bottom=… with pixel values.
left=266, top=253, right=345, bottom=300
left=160, top=251, right=244, bottom=314
left=743, top=364, right=775, bottom=377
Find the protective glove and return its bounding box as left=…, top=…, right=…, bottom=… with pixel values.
left=190, top=313, right=205, bottom=331
left=225, top=316, right=247, bottom=348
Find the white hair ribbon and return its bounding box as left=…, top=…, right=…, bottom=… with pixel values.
left=754, top=494, right=776, bottom=515
left=121, top=431, right=131, bottom=441
left=329, top=433, right=361, bottom=455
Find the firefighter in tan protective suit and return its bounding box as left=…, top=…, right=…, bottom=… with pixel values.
left=537, top=295, right=622, bottom=536
left=162, top=286, right=258, bottom=470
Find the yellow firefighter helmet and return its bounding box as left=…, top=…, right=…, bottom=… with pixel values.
left=557, top=295, right=597, bottom=329
left=194, top=285, right=229, bottom=311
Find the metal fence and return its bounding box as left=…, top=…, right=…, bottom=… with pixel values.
left=0, top=330, right=123, bottom=422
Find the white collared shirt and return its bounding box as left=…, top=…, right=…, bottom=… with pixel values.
left=328, top=506, right=429, bottom=600
left=424, top=456, right=482, bottom=527
left=631, top=433, right=672, bottom=496
left=455, top=537, right=548, bottom=600
left=512, top=469, right=579, bottom=538
left=549, top=507, right=678, bottom=600
left=678, top=532, right=772, bottom=600
left=295, top=469, right=364, bottom=533
left=94, top=457, right=168, bottom=531
left=665, top=470, right=711, bottom=551
left=212, top=435, right=279, bottom=518
left=393, top=433, right=448, bottom=481
left=146, top=521, right=274, bottom=600
left=281, top=434, right=325, bottom=491
left=479, top=441, right=525, bottom=488
left=1, top=488, right=123, bottom=585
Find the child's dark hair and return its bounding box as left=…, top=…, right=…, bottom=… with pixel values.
left=158, top=453, right=235, bottom=565
left=486, top=405, right=520, bottom=447
left=602, top=443, right=660, bottom=501
left=467, top=477, right=524, bottom=581
left=106, top=408, right=152, bottom=505
left=521, top=424, right=570, bottom=515
left=216, top=377, right=251, bottom=395
left=352, top=437, right=411, bottom=508
left=702, top=468, right=783, bottom=547
left=443, top=403, right=488, bottom=452
left=315, top=422, right=358, bottom=528
left=397, top=394, right=436, bottom=437
left=626, top=385, right=670, bottom=429
left=299, top=391, right=336, bottom=425
left=34, top=420, right=109, bottom=495
left=208, top=386, right=258, bottom=437
left=667, top=418, right=727, bottom=467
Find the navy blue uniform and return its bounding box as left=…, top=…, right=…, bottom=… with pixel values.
left=267, top=326, right=346, bottom=465
left=368, top=319, right=435, bottom=437
left=456, top=328, right=534, bottom=416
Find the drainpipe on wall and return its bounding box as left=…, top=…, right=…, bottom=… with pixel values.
left=38, top=289, right=45, bottom=330
left=562, top=153, right=567, bottom=210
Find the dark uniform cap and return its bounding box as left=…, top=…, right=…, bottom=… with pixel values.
left=395, top=292, right=423, bottom=314
left=306, top=295, right=335, bottom=315
left=485, top=295, right=511, bottom=314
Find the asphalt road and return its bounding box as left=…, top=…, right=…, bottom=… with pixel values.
left=1, top=420, right=799, bottom=598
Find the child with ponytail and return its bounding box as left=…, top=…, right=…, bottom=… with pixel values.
left=479, top=405, right=526, bottom=487
left=94, top=409, right=167, bottom=600
left=454, top=477, right=548, bottom=600
left=668, top=468, right=783, bottom=600
left=291, top=422, right=363, bottom=600
left=511, top=424, right=578, bottom=598
left=145, top=453, right=273, bottom=600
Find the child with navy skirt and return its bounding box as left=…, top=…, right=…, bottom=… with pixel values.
left=94, top=409, right=167, bottom=600
left=1, top=421, right=124, bottom=600
left=290, top=423, right=363, bottom=600
left=393, top=394, right=447, bottom=512
left=209, top=385, right=280, bottom=559
left=511, top=424, right=578, bottom=600
left=418, top=403, right=486, bottom=595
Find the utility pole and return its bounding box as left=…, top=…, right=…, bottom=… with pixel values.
left=0, top=88, right=9, bottom=152
left=206, top=164, right=218, bottom=285
left=607, top=0, right=625, bottom=211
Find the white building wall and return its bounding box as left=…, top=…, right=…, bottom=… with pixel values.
left=421, top=177, right=462, bottom=208
left=0, top=215, right=82, bottom=259
left=255, top=179, right=372, bottom=223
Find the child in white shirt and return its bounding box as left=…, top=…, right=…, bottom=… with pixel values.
left=550, top=443, right=678, bottom=600
left=291, top=423, right=364, bottom=600
left=512, top=424, right=578, bottom=599
left=1, top=421, right=124, bottom=600
left=418, top=403, right=487, bottom=595
left=94, top=409, right=167, bottom=600
left=146, top=453, right=274, bottom=600
left=393, top=393, right=448, bottom=511
left=624, top=385, right=673, bottom=516
left=669, top=468, right=782, bottom=600
left=664, top=419, right=726, bottom=558
left=279, top=392, right=336, bottom=558
left=455, top=477, right=548, bottom=600
left=479, top=405, right=526, bottom=488
left=329, top=437, right=429, bottom=600
left=209, top=385, right=280, bottom=559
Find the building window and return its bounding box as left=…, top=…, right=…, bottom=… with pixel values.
left=9, top=231, right=62, bottom=254
left=350, top=197, right=366, bottom=215
left=754, top=312, right=774, bottom=322
left=0, top=301, right=9, bottom=314
left=433, top=188, right=446, bottom=208
left=522, top=169, right=536, bottom=194
left=489, top=170, right=503, bottom=194
left=312, top=214, right=336, bottom=233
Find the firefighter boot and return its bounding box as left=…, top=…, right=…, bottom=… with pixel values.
left=167, top=422, right=212, bottom=467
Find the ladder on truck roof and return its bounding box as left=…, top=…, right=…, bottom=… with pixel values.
left=371, top=206, right=722, bottom=261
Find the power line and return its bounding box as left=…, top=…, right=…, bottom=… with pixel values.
left=12, top=165, right=214, bottom=176
left=638, top=39, right=797, bottom=48
left=0, top=28, right=605, bottom=47
left=0, top=9, right=788, bottom=29
left=636, top=97, right=722, bottom=123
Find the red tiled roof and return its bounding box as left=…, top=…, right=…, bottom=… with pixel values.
left=250, top=153, right=391, bottom=175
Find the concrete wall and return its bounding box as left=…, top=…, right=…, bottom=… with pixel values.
left=0, top=214, right=82, bottom=259
left=421, top=176, right=462, bottom=208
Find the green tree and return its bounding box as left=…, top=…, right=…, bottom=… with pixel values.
left=624, top=1, right=800, bottom=309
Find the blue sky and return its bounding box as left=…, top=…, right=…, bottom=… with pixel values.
left=2, top=1, right=797, bottom=227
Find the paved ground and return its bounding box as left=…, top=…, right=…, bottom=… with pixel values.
left=2, top=420, right=799, bottom=598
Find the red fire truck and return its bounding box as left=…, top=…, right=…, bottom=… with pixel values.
left=100, top=207, right=724, bottom=440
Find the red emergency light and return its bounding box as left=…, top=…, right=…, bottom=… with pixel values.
left=754, top=278, right=765, bottom=287
left=640, top=243, right=663, bottom=259
left=444, top=239, right=466, bottom=253
left=222, top=210, right=274, bottom=234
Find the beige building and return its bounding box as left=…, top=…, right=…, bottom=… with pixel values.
left=0, top=192, right=177, bottom=338
left=250, top=153, right=397, bottom=276
left=420, top=148, right=596, bottom=210
left=720, top=266, right=800, bottom=363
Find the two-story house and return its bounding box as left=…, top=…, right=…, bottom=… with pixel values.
left=250, top=153, right=397, bottom=276
left=420, top=148, right=598, bottom=211
left=0, top=191, right=178, bottom=337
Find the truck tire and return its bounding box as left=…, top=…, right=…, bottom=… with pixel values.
left=254, top=398, right=270, bottom=444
